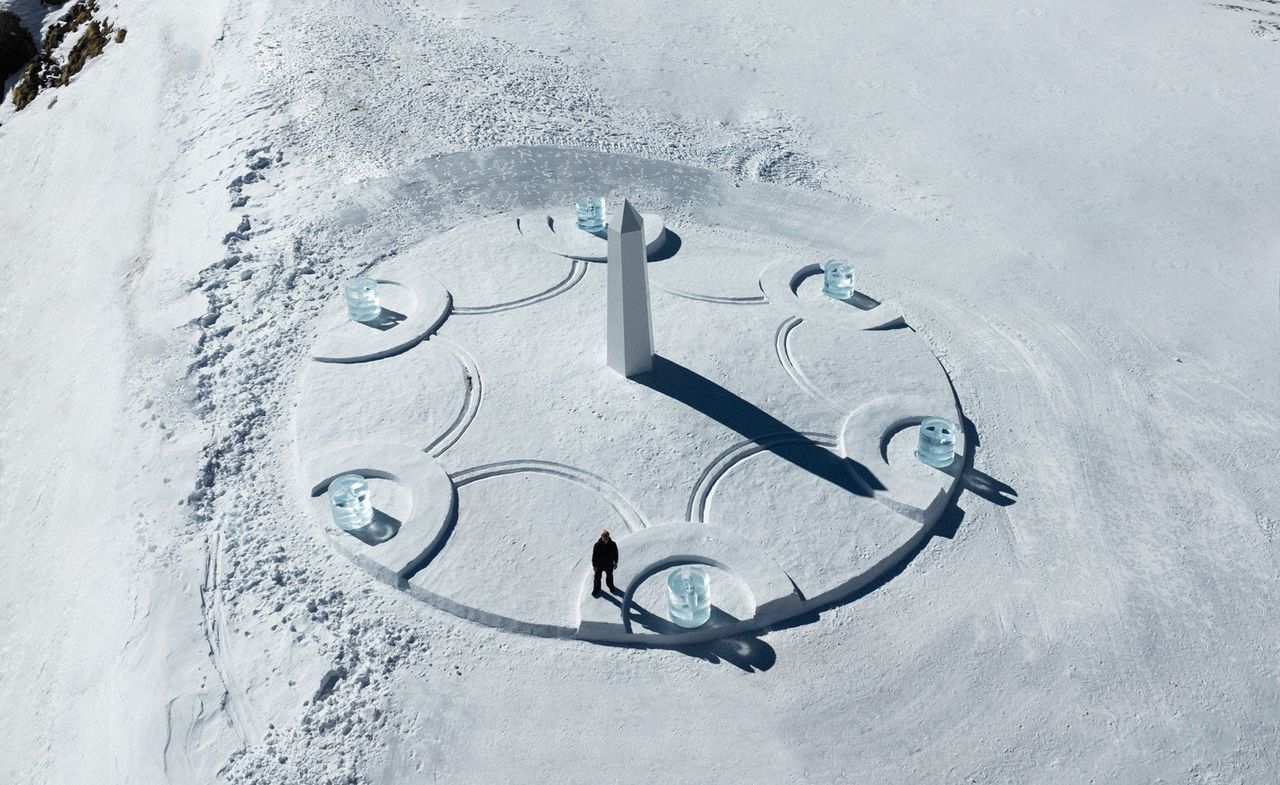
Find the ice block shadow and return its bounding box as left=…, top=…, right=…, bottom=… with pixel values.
left=342, top=508, right=402, bottom=545
left=624, top=599, right=741, bottom=636
left=954, top=464, right=1017, bottom=506
left=938, top=412, right=1018, bottom=507
left=599, top=593, right=776, bottom=671
left=836, top=290, right=881, bottom=311
left=359, top=308, right=408, bottom=332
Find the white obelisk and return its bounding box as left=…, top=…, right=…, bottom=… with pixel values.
left=606, top=199, right=654, bottom=377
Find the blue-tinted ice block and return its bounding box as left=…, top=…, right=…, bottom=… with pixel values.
left=575, top=197, right=606, bottom=233
left=916, top=417, right=957, bottom=468
left=344, top=277, right=381, bottom=323
left=822, top=259, right=856, bottom=300
left=329, top=474, right=374, bottom=531
left=667, top=566, right=711, bottom=628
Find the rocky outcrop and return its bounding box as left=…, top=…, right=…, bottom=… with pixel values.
left=0, top=11, right=37, bottom=85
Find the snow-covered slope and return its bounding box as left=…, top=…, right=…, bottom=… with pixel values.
left=1, top=0, right=1277, bottom=783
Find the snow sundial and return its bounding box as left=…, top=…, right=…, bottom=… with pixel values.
left=293, top=174, right=967, bottom=645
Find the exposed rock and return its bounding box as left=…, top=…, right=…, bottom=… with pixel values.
left=0, top=11, right=37, bottom=84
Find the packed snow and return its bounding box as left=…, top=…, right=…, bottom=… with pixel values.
left=1, top=0, right=1278, bottom=783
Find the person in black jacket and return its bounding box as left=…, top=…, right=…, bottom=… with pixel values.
left=592, top=529, right=619, bottom=596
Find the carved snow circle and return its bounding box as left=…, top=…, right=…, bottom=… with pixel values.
left=292, top=169, right=969, bottom=646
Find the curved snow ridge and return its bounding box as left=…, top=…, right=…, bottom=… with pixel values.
left=685, top=430, right=841, bottom=524
left=304, top=444, right=457, bottom=584
left=311, top=264, right=452, bottom=364
left=450, top=459, right=648, bottom=534
left=423, top=337, right=482, bottom=458
left=651, top=283, right=768, bottom=305
left=402, top=581, right=579, bottom=640
left=773, top=315, right=850, bottom=415
left=284, top=149, right=980, bottom=647
left=572, top=523, right=803, bottom=644
left=451, top=259, right=587, bottom=315
left=521, top=210, right=667, bottom=262
left=759, top=260, right=907, bottom=331
left=839, top=397, right=966, bottom=526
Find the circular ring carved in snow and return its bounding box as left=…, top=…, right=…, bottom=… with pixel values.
left=305, top=444, right=457, bottom=587
left=311, top=261, right=452, bottom=363
left=405, top=460, right=650, bottom=637
left=408, top=216, right=589, bottom=315
left=696, top=427, right=943, bottom=607
left=759, top=260, right=905, bottom=330
left=295, top=338, right=476, bottom=460
left=520, top=210, right=667, bottom=262
left=647, top=224, right=774, bottom=305
left=626, top=564, right=755, bottom=636
left=838, top=400, right=966, bottom=524
left=686, top=431, right=842, bottom=524
left=573, top=523, right=802, bottom=645
left=289, top=146, right=979, bottom=647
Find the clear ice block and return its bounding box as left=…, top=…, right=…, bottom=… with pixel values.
left=575, top=196, right=606, bottom=233
left=667, top=565, right=711, bottom=628
left=822, top=259, right=856, bottom=300
left=329, top=474, right=374, bottom=531
left=916, top=417, right=957, bottom=468
left=344, top=277, right=381, bottom=323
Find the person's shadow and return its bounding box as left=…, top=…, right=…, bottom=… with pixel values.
left=634, top=355, right=884, bottom=496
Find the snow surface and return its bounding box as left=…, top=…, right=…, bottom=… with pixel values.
left=294, top=212, right=964, bottom=642
left=1, top=0, right=1279, bottom=783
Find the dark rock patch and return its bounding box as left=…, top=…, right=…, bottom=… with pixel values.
left=0, top=11, right=37, bottom=84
